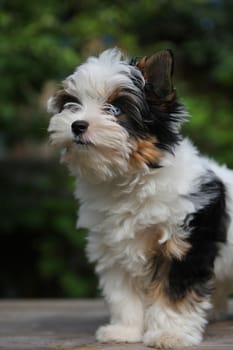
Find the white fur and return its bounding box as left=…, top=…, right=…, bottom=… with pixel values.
left=143, top=298, right=211, bottom=348
left=79, top=139, right=233, bottom=347
left=76, top=138, right=233, bottom=347
left=48, top=49, right=233, bottom=348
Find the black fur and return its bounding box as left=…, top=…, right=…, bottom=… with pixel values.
left=56, top=93, right=80, bottom=113
left=144, top=81, right=185, bottom=153
left=129, top=52, right=186, bottom=154
left=112, top=87, right=149, bottom=137
left=168, top=172, right=229, bottom=301
left=114, top=70, right=186, bottom=155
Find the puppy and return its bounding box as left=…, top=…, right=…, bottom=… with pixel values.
left=48, top=48, right=233, bottom=348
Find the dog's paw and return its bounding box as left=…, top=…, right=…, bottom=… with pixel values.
left=143, top=330, right=202, bottom=349
left=96, top=324, right=142, bottom=343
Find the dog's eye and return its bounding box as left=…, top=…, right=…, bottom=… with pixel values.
left=106, top=105, right=122, bottom=117
left=63, top=102, right=82, bottom=113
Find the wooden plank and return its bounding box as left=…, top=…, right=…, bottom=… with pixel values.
left=0, top=300, right=232, bottom=350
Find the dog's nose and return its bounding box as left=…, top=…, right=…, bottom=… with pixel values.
left=71, top=120, right=89, bottom=135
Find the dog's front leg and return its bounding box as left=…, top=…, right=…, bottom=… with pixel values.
left=96, top=267, right=144, bottom=343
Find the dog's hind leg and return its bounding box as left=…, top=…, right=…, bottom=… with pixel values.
left=143, top=291, right=211, bottom=348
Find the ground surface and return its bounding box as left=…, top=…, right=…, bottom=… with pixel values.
left=0, top=300, right=233, bottom=350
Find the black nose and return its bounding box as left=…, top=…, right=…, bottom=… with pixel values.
left=71, top=120, right=89, bottom=135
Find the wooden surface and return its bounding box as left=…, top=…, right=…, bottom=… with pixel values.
left=0, top=299, right=233, bottom=350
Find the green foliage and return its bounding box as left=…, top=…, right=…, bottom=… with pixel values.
left=0, top=0, right=232, bottom=297
left=0, top=159, right=97, bottom=297
left=182, top=94, right=233, bottom=167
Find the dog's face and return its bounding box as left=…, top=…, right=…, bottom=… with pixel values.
left=48, top=48, right=185, bottom=181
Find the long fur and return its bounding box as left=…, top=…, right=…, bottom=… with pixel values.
left=48, top=48, right=233, bottom=348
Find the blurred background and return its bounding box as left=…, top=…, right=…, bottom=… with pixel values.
left=0, top=0, right=233, bottom=298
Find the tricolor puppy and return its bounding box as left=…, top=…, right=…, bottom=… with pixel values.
left=48, top=48, right=233, bottom=348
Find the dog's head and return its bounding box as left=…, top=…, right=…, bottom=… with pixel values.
left=48, top=48, right=186, bottom=181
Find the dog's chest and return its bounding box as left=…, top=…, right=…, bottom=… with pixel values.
left=87, top=230, right=151, bottom=278
left=78, top=175, right=195, bottom=275
left=86, top=217, right=181, bottom=278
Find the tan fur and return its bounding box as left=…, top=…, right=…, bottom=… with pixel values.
left=146, top=275, right=209, bottom=315
left=134, top=56, right=149, bottom=79
left=107, top=89, right=165, bottom=170
left=53, top=87, right=68, bottom=99
left=164, top=234, right=191, bottom=260
left=136, top=224, right=190, bottom=260
left=134, top=224, right=191, bottom=307
left=107, top=88, right=122, bottom=104
left=129, top=138, right=163, bottom=169
left=136, top=224, right=164, bottom=255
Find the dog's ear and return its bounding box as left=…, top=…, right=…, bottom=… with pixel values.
left=133, top=50, right=175, bottom=100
